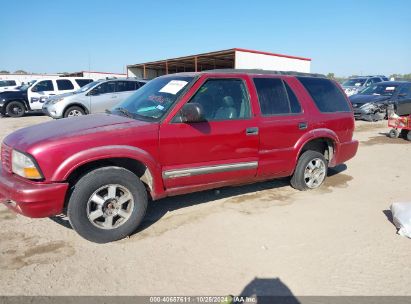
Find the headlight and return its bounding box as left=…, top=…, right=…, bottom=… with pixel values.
left=12, top=150, right=43, bottom=180
left=360, top=102, right=375, bottom=110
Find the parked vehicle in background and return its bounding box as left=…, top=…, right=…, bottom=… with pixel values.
left=342, top=75, right=388, bottom=96
left=0, top=78, right=93, bottom=117
left=0, top=80, right=22, bottom=92
left=43, top=79, right=147, bottom=118
left=0, top=69, right=358, bottom=242
left=350, top=81, right=411, bottom=121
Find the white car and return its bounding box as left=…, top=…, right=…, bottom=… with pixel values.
left=0, top=80, right=22, bottom=92
left=0, top=78, right=93, bottom=117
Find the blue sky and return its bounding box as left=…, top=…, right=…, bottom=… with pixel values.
left=0, top=0, right=410, bottom=76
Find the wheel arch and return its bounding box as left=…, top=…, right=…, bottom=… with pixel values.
left=52, top=145, right=165, bottom=200
left=63, top=103, right=89, bottom=116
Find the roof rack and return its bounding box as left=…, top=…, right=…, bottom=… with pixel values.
left=204, top=69, right=326, bottom=78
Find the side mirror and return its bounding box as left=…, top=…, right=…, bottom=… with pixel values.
left=88, top=88, right=99, bottom=96
left=179, top=103, right=205, bottom=123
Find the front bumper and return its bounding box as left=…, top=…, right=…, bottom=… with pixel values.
left=0, top=167, right=68, bottom=218
left=42, top=104, right=63, bottom=119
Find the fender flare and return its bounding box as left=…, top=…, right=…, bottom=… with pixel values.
left=51, top=145, right=165, bottom=198
left=293, top=128, right=340, bottom=164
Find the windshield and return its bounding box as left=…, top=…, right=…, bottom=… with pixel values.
left=75, top=81, right=101, bottom=93
left=342, top=78, right=367, bottom=87
left=112, top=76, right=195, bottom=120
left=359, top=83, right=399, bottom=96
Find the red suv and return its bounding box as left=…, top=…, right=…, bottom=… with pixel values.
left=0, top=70, right=358, bottom=243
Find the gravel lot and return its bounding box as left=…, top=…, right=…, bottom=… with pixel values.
left=1, top=114, right=411, bottom=296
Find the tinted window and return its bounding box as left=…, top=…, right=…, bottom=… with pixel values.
left=188, top=78, right=251, bottom=121
left=116, top=81, right=138, bottom=92
left=6, top=80, right=16, bottom=86
left=56, top=79, right=74, bottom=90
left=371, top=78, right=382, bottom=84
left=253, top=78, right=301, bottom=115
left=33, top=80, right=54, bottom=92
left=398, top=84, right=411, bottom=99
left=138, top=81, right=146, bottom=88
left=95, top=82, right=116, bottom=94
left=298, top=77, right=350, bottom=112
left=75, top=79, right=93, bottom=87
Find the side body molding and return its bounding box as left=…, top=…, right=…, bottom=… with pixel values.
left=51, top=145, right=165, bottom=199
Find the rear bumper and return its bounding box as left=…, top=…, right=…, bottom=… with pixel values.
left=0, top=167, right=68, bottom=218
left=331, top=140, right=359, bottom=167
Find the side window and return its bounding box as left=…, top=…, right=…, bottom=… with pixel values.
left=95, top=82, right=116, bottom=94
left=253, top=78, right=301, bottom=115
left=32, top=80, right=54, bottom=92
left=138, top=81, right=146, bottom=88
left=56, top=79, right=74, bottom=91
left=7, top=80, right=16, bottom=86
left=398, top=84, right=411, bottom=99
left=75, top=79, right=93, bottom=87
left=371, top=78, right=381, bottom=84
left=116, top=81, right=136, bottom=92
left=297, top=77, right=351, bottom=113
left=188, top=78, right=251, bottom=121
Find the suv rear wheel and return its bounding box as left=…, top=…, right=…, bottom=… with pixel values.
left=291, top=150, right=328, bottom=191
left=6, top=101, right=25, bottom=118
left=67, top=166, right=148, bottom=243
left=64, top=106, right=85, bottom=118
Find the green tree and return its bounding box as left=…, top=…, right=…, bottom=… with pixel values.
left=14, top=70, right=28, bottom=74
left=0, top=70, right=10, bottom=74
left=326, top=73, right=335, bottom=79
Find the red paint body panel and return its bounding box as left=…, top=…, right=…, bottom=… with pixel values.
left=0, top=72, right=359, bottom=218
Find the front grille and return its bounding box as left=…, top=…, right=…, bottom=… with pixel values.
left=1, top=144, right=12, bottom=173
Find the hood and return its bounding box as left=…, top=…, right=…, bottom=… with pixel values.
left=0, top=89, right=26, bottom=100
left=3, top=113, right=153, bottom=151
left=349, top=94, right=391, bottom=105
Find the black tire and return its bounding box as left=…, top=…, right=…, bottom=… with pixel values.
left=290, top=150, right=328, bottom=191
left=400, top=129, right=409, bottom=139
left=64, top=106, right=85, bottom=118
left=389, top=129, right=399, bottom=138
left=6, top=101, right=25, bottom=118
left=67, top=166, right=148, bottom=243
left=407, top=131, right=411, bottom=142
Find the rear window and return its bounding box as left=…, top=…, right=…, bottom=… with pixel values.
left=56, top=79, right=74, bottom=90
left=253, top=78, right=302, bottom=115
left=75, top=79, right=93, bottom=87
left=297, top=77, right=351, bottom=113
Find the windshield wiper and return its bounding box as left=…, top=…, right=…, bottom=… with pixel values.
left=114, top=107, right=135, bottom=118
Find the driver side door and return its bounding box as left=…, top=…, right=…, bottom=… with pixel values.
left=89, top=81, right=118, bottom=113
left=29, top=80, right=56, bottom=110
left=159, top=76, right=259, bottom=192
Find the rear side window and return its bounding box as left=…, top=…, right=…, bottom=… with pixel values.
left=138, top=81, right=146, bottom=88
left=56, top=79, right=74, bottom=90
left=253, top=78, right=302, bottom=115
left=116, top=81, right=138, bottom=92
left=75, top=79, right=93, bottom=87
left=297, top=77, right=350, bottom=113
left=6, top=80, right=16, bottom=86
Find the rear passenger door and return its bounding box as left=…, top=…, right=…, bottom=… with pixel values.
left=253, top=77, right=308, bottom=177
left=116, top=81, right=139, bottom=103
left=55, top=79, right=75, bottom=93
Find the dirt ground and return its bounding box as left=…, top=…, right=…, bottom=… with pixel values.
left=0, top=114, right=411, bottom=296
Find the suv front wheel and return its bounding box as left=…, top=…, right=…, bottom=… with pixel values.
left=64, top=106, right=85, bottom=118
left=67, top=166, right=148, bottom=243
left=291, top=150, right=328, bottom=191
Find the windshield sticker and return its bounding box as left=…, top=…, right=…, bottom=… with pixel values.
left=385, top=87, right=396, bottom=91
left=159, top=80, right=188, bottom=95
left=156, top=105, right=165, bottom=110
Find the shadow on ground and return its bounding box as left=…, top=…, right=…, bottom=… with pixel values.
left=50, top=165, right=349, bottom=237
left=237, top=277, right=299, bottom=304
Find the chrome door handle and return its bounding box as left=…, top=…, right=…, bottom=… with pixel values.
left=246, top=127, right=259, bottom=136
